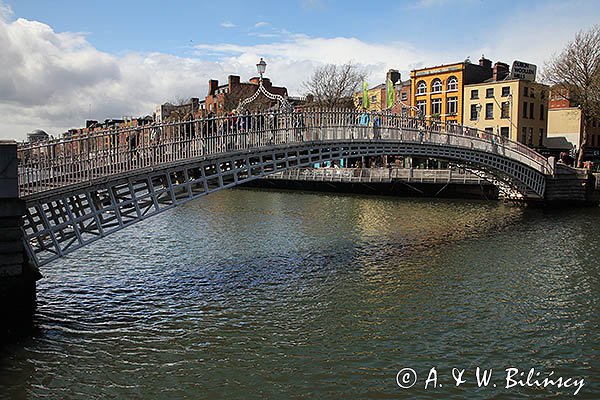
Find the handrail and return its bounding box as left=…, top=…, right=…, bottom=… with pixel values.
left=16, top=109, right=553, bottom=197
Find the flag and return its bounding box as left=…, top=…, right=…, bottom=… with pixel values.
left=386, top=78, right=395, bottom=109
left=362, top=81, right=369, bottom=109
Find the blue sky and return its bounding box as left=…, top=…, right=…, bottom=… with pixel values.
left=1, top=0, right=599, bottom=139
left=7, top=0, right=542, bottom=56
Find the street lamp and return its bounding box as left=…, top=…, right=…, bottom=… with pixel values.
left=257, top=58, right=267, bottom=79
left=238, top=58, right=292, bottom=112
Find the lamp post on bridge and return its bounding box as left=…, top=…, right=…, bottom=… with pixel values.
left=237, top=58, right=292, bottom=112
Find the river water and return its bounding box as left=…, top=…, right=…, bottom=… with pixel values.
left=1, top=189, right=598, bottom=399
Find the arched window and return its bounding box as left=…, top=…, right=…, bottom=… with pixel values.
left=416, top=80, right=427, bottom=95
left=447, top=76, right=458, bottom=91
left=431, top=79, right=442, bottom=93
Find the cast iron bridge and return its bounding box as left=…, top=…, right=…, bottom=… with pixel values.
left=16, top=110, right=553, bottom=266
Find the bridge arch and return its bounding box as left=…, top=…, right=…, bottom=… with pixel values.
left=17, top=110, right=552, bottom=266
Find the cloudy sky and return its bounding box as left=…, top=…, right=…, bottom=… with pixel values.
left=1, top=0, right=599, bottom=140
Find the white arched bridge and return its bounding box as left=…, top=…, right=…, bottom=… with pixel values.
left=15, top=109, right=554, bottom=266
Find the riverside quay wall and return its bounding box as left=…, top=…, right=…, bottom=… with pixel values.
left=0, top=141, right=41, bottom=336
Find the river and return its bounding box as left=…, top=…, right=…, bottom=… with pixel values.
left=1, top=189, right=598, bottom=399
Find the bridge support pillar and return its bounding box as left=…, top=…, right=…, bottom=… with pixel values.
left=0, top=141, right=41, bottom=337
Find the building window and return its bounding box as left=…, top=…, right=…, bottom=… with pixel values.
left=447, top=76, right=458, bottom=91
left=485, top=127, right=494, bottom=135
left=416, top=81, right=427, bottom=95
left=371, top=95, right=377, bottom=103
left=501, top=102, right=509, bottom=119
left=540, top=104, right=545, bottom=120
left=523, top=102, right=528, bottom=118
left=431, top=98, right=442, bottom=115
left=539, top=128, right=544, bottom=146
left=528, top=127, right=534, bottom=146
left=530, top=88, right=535, bottom=98
left=485, top=103, right=493, bottom=119
left=524, top=87, right=529, bottom=97
left=501, top=86, right=510, bottom=97
left=486, top=88, right=494, bottom=98
left=401, top=92, right=407, bottom=101
left=447, top=97, right=458, bottom=115
left=471, top=89, right=479, bottom=99
left=500, top=127, right=509, bottom=138
left=541, top=90, right=546, bottom=99
left=417, top=100, right=426, bottom=116
left=431, top=79, right=442, bottom=93
left=470, top=104, right=479, bottom=120
left=529, top=102, right=534, bottom=119
left=522, top=127, right=527, bottom=143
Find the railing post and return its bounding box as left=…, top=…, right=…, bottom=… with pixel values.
left=0, top=141, right=41, bottom=336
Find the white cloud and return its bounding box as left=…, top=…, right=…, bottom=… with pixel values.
left=220, top=21, right=235, bottom=29
left=253, top=21, right=269, bottom=28
left=0, top=16, right=229, bottom=140
left=0, top=0, right=11, bottom=20
left=1, top=0, right=598, bottom=141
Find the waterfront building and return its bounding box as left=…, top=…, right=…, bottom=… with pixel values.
left=26, top=129, right=49, bottom=142
left=353, top=69, right=409, bottom=113
left=410, top=56, right=496, bottom=125
left=204, top=75, right=288, bottom=116
left=463, top=77, right=549, bottom=149
left=354, top=83, right=386, bottom=111
left=547, top=86, right=600, bottom=162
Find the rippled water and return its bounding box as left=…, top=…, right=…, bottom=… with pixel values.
left=1, top=189, right=599, bottom=399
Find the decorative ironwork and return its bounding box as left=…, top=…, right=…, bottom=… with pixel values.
left=16, top=109, right=554, bottom=267
left=237, top=58, right=292, bottom=112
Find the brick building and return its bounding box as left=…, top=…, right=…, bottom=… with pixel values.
left=204, top=75, right=288, bottom=116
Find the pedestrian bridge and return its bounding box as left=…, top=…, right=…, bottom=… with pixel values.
left=15, top=109, right=553, bottom=266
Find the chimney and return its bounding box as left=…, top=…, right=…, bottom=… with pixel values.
left=479, top=55, right=492, bottom=69
left=386, top=69, right=401, bottom=84
left=493, top=62, right=510, bottom=81
left=228, top=75, right=240, bottom=90
left=208, top=79, right=219, bottom=96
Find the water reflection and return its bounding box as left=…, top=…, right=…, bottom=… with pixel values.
left=1, top=189, right=598, bottom=399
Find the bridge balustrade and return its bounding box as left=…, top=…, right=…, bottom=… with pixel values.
left=16, top=109, right=553, bottom=198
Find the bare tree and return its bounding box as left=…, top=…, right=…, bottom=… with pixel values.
left=303, top=62, right=367, bottom=108
left=543, top=25, right=600, bottom=167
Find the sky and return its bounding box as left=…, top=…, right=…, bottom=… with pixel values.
left=1, top=0, right=599, bottom=140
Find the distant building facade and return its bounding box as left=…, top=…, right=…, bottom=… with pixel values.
left=204, top=75, right=288, bottom=116
left=27, top=129, right=49, bottom=142
left=411, top=56, right=497, bottom=125
left=463, top=79, right=549, bottom=148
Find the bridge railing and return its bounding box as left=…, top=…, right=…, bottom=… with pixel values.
left=16, top=109, right=553, bottom=197
left=267, top=167, right=486, bottom=184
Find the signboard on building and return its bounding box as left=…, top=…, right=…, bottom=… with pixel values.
left=510, top=61, right=537, bottom=81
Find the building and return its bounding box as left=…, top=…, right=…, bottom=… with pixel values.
left=463, top=78, right=549, bottom=148
left=354, top=70, right=410, bottom=113
left=204, top=75, right=288, bottom=116
left=27, top=129, right=49, bottom=142
left=411, top=56, right=496, bottom=125
left=547, top=86, right=600, bottom=161
left=154, top=98, right=201, bottom=123
left=547, top=107, right=600, bottom=160
left=354, top=83, right=386, bottom=111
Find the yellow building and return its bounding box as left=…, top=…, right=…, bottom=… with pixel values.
left=547, top=107, right=600, bottom=157
left=353, top=84, right=386, bottom=111
left=411, top=57, right=499, bottom=125
left=463, top=79, right=549, bottom=148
